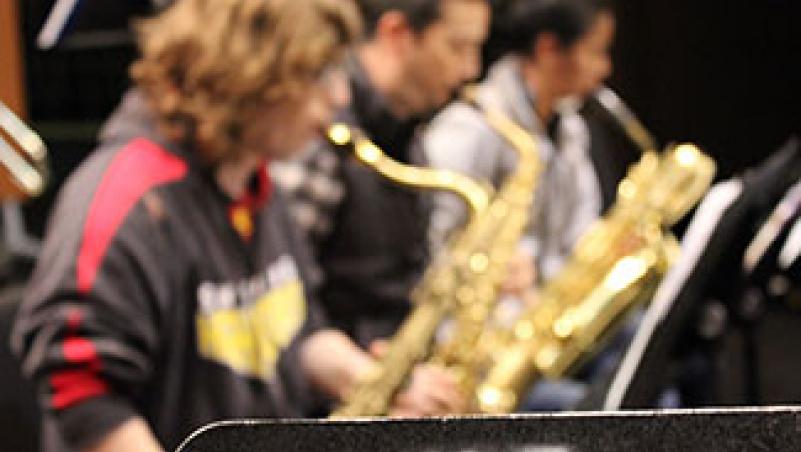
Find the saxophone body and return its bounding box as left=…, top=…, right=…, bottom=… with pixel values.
left=326, top=89, right=542, bottom=415
left=426, top=93, right=543, bottom=405
left=474, top=89, right=716, bottom=413
left=326, top=122, right=496, bottom=416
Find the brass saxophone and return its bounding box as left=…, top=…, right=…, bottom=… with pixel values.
left=324, top=90, right=542, bottom=415
left=0, top=101, right=48, bottom=200
left=325, top=122, right=491, bottom=416
left=473, top=90, right=716, bottom=413
left=424, top=90, right=543, bottom=406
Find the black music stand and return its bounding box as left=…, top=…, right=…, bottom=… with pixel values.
left=177, top=407, right=801, bottom=452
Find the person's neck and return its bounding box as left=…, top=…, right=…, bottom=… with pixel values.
left=521, top=60, right=556, bottom=124
left=215, top=151, right=263, bottom=200
left=357, top=45, right=413, bottom=120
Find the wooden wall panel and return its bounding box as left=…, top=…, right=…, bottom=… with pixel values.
left=0, top=0, right=26, bottom=118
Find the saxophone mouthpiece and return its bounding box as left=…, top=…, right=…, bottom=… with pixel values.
left=460, top=84, right=481, bottom=109
left=326, top=123, right=354, bottom=147
left=325, top=123, right=383, bottom=164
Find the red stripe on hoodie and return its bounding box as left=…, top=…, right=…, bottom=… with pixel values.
left=76, top=138, right=187, bottom=293
left=51, top=138, right=187, bottom=410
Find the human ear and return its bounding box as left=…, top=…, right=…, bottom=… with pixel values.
left=531, top=32, right=561, bottom=63
left=374, top=10, right=416, bottom=55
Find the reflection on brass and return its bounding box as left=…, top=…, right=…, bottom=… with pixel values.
left=475, top=140, right=715, bottom=413
left=325, top=84, right=542, bottom=416
left=0, top=102, right=48, bottom=200
left=427, top=87, right=542, bottom=409
left=326, top=123, right=489, bottom=217
left=325, top=123, right=492, bottom=416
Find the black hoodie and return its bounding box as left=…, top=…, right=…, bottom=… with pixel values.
left=12, top=90, right=325, bottom=451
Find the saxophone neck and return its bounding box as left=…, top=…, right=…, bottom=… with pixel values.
left=592, top=85, right=659, bottom=154
left=460, top=85, right=540, bottom=173
left=326, top=123, right=491, bottom=217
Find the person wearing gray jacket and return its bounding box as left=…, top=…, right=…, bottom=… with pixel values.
left=424, top=0, right=615, bottom=283
left=424, top=0, right=616, bottom=410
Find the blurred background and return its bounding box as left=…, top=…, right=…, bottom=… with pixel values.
left=2, top=0, right=800, bottom=236
left=0, top=0, right=800, bottom=450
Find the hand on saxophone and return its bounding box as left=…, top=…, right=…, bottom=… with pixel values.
left=389, top=364, right=467, bottom=416
left=369, top=340, right=467, bottom=417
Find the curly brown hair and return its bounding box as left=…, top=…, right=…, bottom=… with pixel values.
left=131, top=0, right=361, bottom=163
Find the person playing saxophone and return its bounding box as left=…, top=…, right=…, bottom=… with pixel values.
left=424, top=0, right=616, bottom=410
left=12, top=1, right=473, bottom=450
left=272, top=0, right=492, bottom=416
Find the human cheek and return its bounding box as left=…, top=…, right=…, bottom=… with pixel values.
left=598, top=55, right=613, bottom=81
left=441, top=50, right=465, bottom=91
left=577, top=54, right=600, bottom=91
left=275, top=109, right=315, bottom=154
left=297, top=107, right=321, bottom=145
left=420, top=55, right=449, bottom=104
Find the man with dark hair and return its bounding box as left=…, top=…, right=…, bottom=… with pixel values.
left=12, top=1, right=461, bottom=451
left=424, top=0, right=616, bottom=410
left=356, top=0, right=442, bottom=37
left=272, top=0, right=490, bottom=369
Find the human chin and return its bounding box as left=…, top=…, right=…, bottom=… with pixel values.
left=277, top=131, right=317, bottom=159
left=268, top=143, right=302, bottom=161
left=428, top=86, right=455, bottom=113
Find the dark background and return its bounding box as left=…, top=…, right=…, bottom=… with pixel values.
left=609, top=0, right=801, bottom=179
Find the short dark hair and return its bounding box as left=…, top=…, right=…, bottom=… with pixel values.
left=355, top=0, right=442, bottom=37
left=494, top=0, right=612, bottom=54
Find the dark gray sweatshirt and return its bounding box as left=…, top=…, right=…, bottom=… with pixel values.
left=13, top=90, right=325, bottom=451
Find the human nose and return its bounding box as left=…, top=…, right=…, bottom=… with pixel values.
left=321, top=67, right=351, bottom=110
left=599, top=55, right=613, bottom=81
